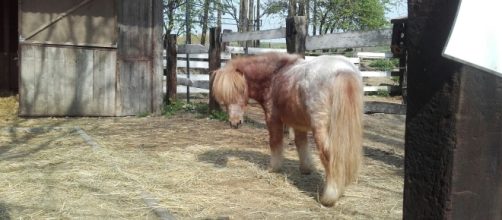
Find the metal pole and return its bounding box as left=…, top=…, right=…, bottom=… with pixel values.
left=185, top=0, right=191, bottom=102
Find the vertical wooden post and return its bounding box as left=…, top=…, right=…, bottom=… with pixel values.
left=222, top=29, right=232, bottom=52
left=286, top=16, right=306, bottom=57
left=166, top=34, right=177, bottom=104
left=391, top=18, right=407, bottom=103
left=404, top=0, right=502, bottom=219
left=208, top=27, right=222, bottom=112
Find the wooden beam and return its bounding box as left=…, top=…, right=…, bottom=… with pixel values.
left=404, top=0, right=502, bottom=219
left=177, top=44, right=208, bottom=54
left=221, top=28, right=286, bottom=42
left=208, top=27, right=222, bottom=111
left=306, top=29, right=392, bottom=50
left=166, top=34, right=177, bottom=104
left=286, top=16, right=307, bottom=56
left=364, top=101, right=406, bottom=115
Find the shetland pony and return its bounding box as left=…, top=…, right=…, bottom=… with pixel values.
left=212, top=52, right=363, bottom=206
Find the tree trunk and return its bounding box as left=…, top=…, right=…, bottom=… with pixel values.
left=312, top=0, right=317, bottom=36
left=255, top=0, right=260, bottom=47
left=200, top=0, right=210, bottom=45
left=288, top=0, right=296, bottom=17
left=217, top=0, right=222, bottom=27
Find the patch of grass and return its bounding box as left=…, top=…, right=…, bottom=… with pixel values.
left=136, top=112, right=150, bottom=117
left=163, top=100, right=186, bottom=117
left=163, top=101, right=228, bottom=121
left=208, top=110, right=228, bottom=121
left=369, top=59, right=399, bottom=71
left=367, top=89, right=390, bottom=97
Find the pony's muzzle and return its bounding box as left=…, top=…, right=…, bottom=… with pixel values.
left=229, top=120, right=243, bottom=129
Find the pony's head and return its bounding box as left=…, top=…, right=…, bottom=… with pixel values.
left=212, top=66, right=248, bottom=129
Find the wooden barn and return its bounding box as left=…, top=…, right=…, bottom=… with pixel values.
left=1, top=0, right=163, bottom=116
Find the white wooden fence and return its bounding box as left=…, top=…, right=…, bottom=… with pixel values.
left=164, top=48, right=396, bottom=93
left=165, top=27, right=397, bottom=94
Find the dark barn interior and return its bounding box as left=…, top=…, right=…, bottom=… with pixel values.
left=0, top=1, right=19, bottom=94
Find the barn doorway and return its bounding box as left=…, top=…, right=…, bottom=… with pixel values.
left=0, top=1, right=19, bottom=95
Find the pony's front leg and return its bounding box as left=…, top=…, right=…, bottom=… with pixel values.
left=294, top=129, right=314, bottom=175
left=267, top=119, right=284, bottom=172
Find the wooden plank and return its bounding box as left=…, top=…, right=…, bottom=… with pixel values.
left=93, top=49, right=117, bottom=116
left=19, top=45, right=36, bottom=115
left=45, top=46, right=58, bottom=115
left=61, top=48, right=78, bottom=115
left=364, top=101, right=406, bottom=115
left=117, top=0, right=153, bottom=57
left=222, top=27, right=286, bottom=42
left=306, top=28, right=392, bottom=50
left=75, top=48, right=94, bottom=115
left=304, top=55, right=360, bottom=64
left=177, top=44, right=208, bottom=54
left=357, top=52, right=394, bottom=59
left=32, top=45, right=47, bottom=115
left=176, top=60, right=209, bottom=69
left=361, top=71, right=392, bottom=77
left=363, top=86, right=388, bottom=92
left=152, top=0, right=164, bottom=114
left=225, top=46, right=287, bottom=54
left=176, top=77, right=209, bottom=89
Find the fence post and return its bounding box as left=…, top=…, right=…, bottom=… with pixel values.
left=391, top=18, right=408, bottom=103
left=286, top=16, right=307, bottom=57
left=404, top=0, right=502, bottom=218
left=166, top=34, right=177, bottom=104
left=208, top=27, right=222, bottom=112
left=222, top=29, right=232, bottom=52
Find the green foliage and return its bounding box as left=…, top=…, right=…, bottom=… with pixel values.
left=137, top=112, right=150, bottom=117
left=369, top=59, right=399, bottom=71
left=209, top=109, right=229, bottom=121
left=163, top=100, right=186, bottom=117
left=162, top=101, right=228, bottom=121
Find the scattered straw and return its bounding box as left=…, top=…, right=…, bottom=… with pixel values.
left=0, top=96, right=404, bottom=219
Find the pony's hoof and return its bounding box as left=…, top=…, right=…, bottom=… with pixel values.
left=268, top=166, right=283, bottom=173
left=299, top=166, right=313, bottom=175
left=320, top=197, right=336, bottom=207
left=320, top=186, right=340, bottom=207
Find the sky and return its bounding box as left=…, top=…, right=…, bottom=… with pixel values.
left=217, top=0, right=408, bottom=33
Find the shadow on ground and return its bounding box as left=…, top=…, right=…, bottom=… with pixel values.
left=0, top=202, right=11, bottom=220
left=198, top=149, right=324, bottom=200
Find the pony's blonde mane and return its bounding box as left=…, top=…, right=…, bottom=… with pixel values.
left=212, top=63, right=248, bottom=104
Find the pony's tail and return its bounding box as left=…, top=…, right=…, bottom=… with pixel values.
left=326, top=71, right=363, bottom=193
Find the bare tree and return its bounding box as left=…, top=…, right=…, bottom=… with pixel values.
left=200, top=0, right=210, bottom=45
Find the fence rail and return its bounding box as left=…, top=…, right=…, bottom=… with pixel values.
left=165, top=19, right=404, bottom=107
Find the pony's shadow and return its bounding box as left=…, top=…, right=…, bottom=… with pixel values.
left=0, top=201, right=11, bottom=220
left=198, top=149, right=324, bottom=200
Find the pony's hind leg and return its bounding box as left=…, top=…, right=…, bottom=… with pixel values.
left=267, top=119, right=285, bottom=172
left=294, top=129, right=314, bottom=175
left=313, top=127, right=341, bottom=207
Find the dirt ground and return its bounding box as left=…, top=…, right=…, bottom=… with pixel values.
left=0, top=95, right=405, bottom=219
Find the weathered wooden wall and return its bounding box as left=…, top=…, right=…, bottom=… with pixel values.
left=18, top=0, right=163, bottom=116
left=19, top=45, right=116, bottom=116
left=116, top=0, right=163, bottom=116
